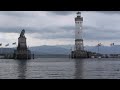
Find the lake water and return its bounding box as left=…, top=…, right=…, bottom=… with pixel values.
left=0, top=58, right=120, bottom=79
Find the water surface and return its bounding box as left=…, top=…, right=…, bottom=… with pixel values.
left=0, top=58, right=120, bottom=79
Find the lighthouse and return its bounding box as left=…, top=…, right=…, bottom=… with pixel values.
left=71, top=12, right=97, bottom=58
left=71, top=12, right=89, bottom=58
left=75, top=12, right=84, bottom=51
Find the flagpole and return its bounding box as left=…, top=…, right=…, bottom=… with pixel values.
left=8, top=44, right=9, bottom=59
left=97, top=40, right=99, bottom=54
left=0, top=47, right=2, bottom=54
left=69, top=47, right=72, bottom=58
left=5, top=45, right=8, bottom=58
left=13, top=42, right=16, bottom=49
left=5, top=43, right=9, bottom=58
left=1, top=45, right=2, bottom=55
left=0, top=44, right=1, bottom=55
left=13, top=42, right=17, bottom=59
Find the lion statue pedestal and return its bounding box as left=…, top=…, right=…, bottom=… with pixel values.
left=14, top=29, right=31, bottom=60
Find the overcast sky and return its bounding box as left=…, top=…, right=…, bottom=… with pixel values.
left=0, top=11, right=120, bottom=47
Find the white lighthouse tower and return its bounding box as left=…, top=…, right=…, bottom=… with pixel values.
left=71, top=12, right=90, bottom=58
left=75, top=12, right=84, bottom=51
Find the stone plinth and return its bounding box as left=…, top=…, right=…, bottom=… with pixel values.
left=14, top=29, right=31, bottom=60
left=71, top=50, right=89, bottom=59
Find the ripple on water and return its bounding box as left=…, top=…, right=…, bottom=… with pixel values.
left=0, top=58, right=120, bottom=79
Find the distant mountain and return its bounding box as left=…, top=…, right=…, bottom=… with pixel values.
left=29, top=45, right=70, bottom=55
left=30, top=45, right=120, bottom=55
left=85, top=45, right=120, bottom=54
left=0, top=45, right=120, bottom=55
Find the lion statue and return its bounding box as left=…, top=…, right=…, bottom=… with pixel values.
left=20, top=29, right=25, bottom=37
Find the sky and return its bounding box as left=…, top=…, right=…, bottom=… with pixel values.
left=0, top=11, right=120, bottom=47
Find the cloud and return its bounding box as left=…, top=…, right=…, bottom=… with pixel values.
left=58, top=25, right=120, bottom=40
left=60, top=25, right=75, bottom=30
left=97, top=11, right=120, bottom=15
left=0, top=11, right=37, bottom=18
left=48, top=11, right=75, bottom=15
left=30, top=26, right=74, bottom=39
left=0, top=11, right=120, bottom=46
left=0, top=27, right=37, bottom=34
left=48, top=11, right=89, bottom=16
